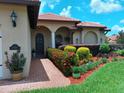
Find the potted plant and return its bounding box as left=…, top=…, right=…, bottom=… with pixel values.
left=72, top=66, right=81, bottom=79
left=5, top=51, right=26, bottom=81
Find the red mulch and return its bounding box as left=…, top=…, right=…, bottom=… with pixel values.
left=69, top=56, right=124, bottom=85
left=69, top=64, right=104, bottom=84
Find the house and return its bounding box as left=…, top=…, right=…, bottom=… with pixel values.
left=35, top=13, right=110, bottom=56
left=0, top=0, right=110, bottom=80
left=0, top=0, right=40, bottom=79
left=107, top=35, right=118, bottom=44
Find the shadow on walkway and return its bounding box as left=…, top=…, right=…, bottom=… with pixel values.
left=0, top=59, right=49, bottom=86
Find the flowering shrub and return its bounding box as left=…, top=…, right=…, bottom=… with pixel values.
left=64, top=45, right=76, bottom=53
left=65, top=52, right=79, bottom=66
left=47, top=48, right=72, bottom=76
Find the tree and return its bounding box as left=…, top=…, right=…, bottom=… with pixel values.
left=117, top=30, right=124, bottom=44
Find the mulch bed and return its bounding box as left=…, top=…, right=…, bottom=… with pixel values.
left=69, top=56, right=124, bottom=85
left=68, top=64, right=104, bottom=84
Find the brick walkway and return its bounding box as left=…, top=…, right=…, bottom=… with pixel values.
left=0, top=59, right=70, bottom=93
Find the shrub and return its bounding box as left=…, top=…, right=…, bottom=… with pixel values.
left=100, top=57, right=109, bottom=63
left=72, top=66, right=80, bottom=73
left=79, top=64, right=87, bottom=74
left=99, top=43, right=110, bottom=54
left=86, top=62, right=96, bottom=71
left=76, top=47, right=90, bottom=60
left=65, top=52, right=79, bottom=66
left=115, top=49, right=124, bottom=56
left=64, top=45, right=76, bottom=52
left=47, top=48, right=71, bottom=76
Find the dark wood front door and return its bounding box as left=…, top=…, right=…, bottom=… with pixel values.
left=36, top=33, right=44, bottom=57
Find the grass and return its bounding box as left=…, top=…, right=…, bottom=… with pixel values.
left=20, top=60, right=124, bottom=93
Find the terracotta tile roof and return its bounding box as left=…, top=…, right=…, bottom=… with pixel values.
left=38, top=13, right=80, bottom=22
left=107, top=35, right=118, bottom=44
left=77, top=22, right=106, bottom=28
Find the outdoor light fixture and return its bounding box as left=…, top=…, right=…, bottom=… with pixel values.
left=10, top=10, right=17, bottom=27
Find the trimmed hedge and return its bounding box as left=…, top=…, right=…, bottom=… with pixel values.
left=76, top=47, right=91, bottom=61
left=64, top=45, right=76, bottom=53
left=47, top=48, right=72, bottom=76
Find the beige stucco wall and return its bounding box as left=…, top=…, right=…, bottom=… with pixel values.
left=73, top=31, right=81, bottom=44
left=0, top=4, right=31, bottom=79
left=73, top=28, right=105, bottom=44
left=37, top=21, right=76, bottom=32
left=82, top=28, right=100, bottom=44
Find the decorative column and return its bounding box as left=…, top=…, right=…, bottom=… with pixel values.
left=51, top=32, right=55, bottom=48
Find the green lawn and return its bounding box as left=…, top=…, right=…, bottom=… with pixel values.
left=20, top=60, right=124, bottom=93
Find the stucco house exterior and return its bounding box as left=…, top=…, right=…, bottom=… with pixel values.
left=0, top=0, right=40, bottom=80
left=35, top=13, right=110, bottom=56
left=0, top=0, right=110, bottom=80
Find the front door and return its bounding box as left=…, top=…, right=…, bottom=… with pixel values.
left=35, top=33, right=44, bottom=58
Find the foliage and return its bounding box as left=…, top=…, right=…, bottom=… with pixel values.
left=100, top=57, right=109, bottom=63
left=20, top=60, right=124, bottom=93
left=5, top=51, right=26, bottom=74
left=99, top=43, right=110, bottom=54
left=65, top=52, right=79, bottom=66
left=47, top=48, right=72, bottom=76
left=114, top=49, right=124, bottom=56
left=86, top=62, right=96, bottom=71
left=79, top=64, right=87, bottom=74
left=117, top=30, right=124, bottom=44
left=72, top=66, right=80, bottom=73
left=76, top=47, right=91, bottom=60
left=64, top=45, right=76, bottom=53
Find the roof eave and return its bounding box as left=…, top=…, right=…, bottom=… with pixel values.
left=38, top=19, right=81, bottom=23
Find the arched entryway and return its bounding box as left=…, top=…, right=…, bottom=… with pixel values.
left=84, top=31, right=98, bottom=44
left=55, top=27, right=71, bottom=47
left=35, top=33, right=44, bottom=57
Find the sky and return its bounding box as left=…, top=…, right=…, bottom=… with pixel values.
left=39, top=0, right=124, bottom=36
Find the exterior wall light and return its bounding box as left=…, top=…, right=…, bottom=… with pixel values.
left=10, top=10, right=17, bottom=27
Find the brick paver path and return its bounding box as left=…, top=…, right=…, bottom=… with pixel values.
left=0, top=59, right=70, bottom=93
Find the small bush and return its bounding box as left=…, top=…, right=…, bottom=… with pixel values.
left=99, top=43, right=110, bottom=54
left=64, top=45, right=76, bottom=53
left=100, top=57, right=109, bottom=63
left=79, top=64, right=87, bottom=74
left=65, top=52, right=79, bottom=66
left=86, top=62, right=96, bottom=71
left=76, top=47, right=90, bottom=60
left=72, top=66, right=80, bottom=73
left=115, top=49, right=124, bottom=56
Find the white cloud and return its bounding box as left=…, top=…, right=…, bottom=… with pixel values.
left=107, top=25, right=124, bottom=35
left=39, top=0, right=60, bottom=12
left=112, top=25, right=124, bottom=32
left=120, top=19, right=124, bottom=24
left=60, top=6, right=72, bottom=17
left=90, top=0, right=123, bottom=14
